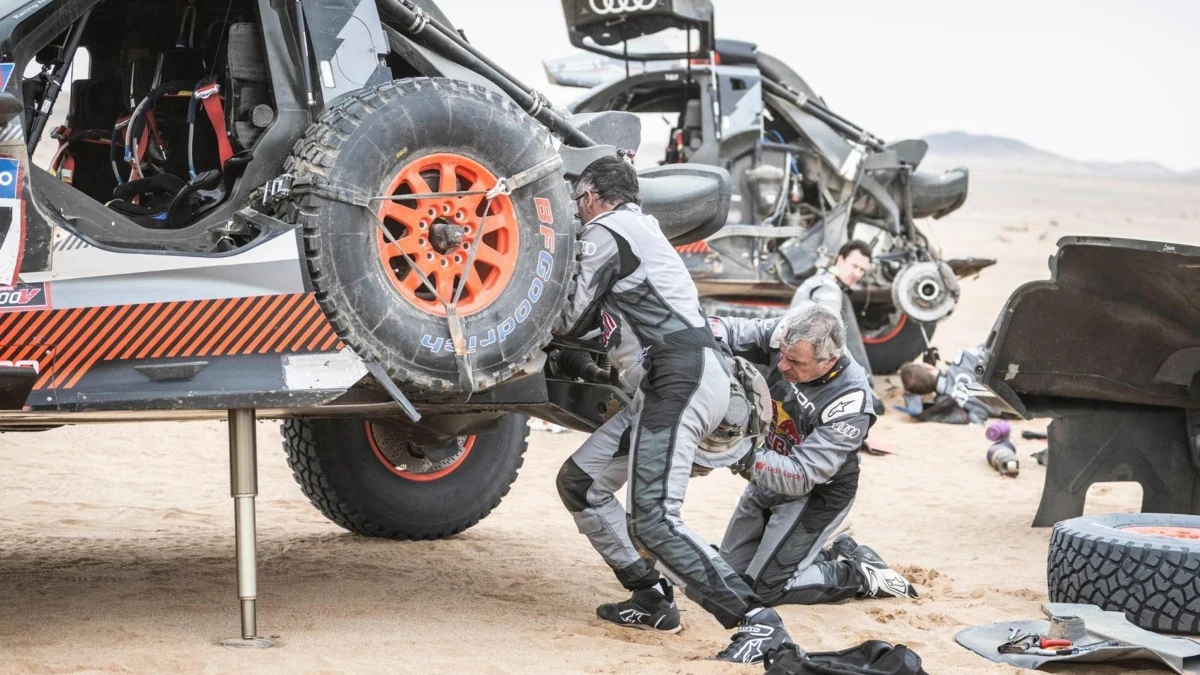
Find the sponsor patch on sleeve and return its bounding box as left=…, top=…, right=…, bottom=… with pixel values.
left=820, top=390, right=866, bottom=423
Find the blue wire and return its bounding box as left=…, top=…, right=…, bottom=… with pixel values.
left=765, top=129, right=800, bottom=174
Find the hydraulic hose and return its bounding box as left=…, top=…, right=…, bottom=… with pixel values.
left=761, top=78, right=884, bottom=152
left=377, top=0, right=594, bottom=148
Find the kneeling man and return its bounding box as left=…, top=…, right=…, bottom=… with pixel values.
left=711, top=303, right=918, bottom=606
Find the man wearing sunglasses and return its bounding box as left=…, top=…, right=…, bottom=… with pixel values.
left=553, top=155, right=793, bottom=664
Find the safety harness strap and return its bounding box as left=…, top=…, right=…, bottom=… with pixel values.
left=195, top=81, right=234, bottom=168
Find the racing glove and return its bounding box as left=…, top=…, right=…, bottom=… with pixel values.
left=729, top=448, right=757, bottom=482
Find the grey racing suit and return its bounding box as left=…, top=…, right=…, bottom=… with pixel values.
left=936, top=346, right=1000, bottom=425
left=792, top=269, right=873, bottom=377
left=709, top=316, right=878, bottom=606
left=553, top=203, right=759, bottom=629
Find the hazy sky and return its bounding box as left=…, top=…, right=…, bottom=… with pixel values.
left=448, top=0, right=1198, bottom=171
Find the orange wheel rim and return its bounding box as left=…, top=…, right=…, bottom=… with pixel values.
left=375, top=153, right=520, bottom=317
left=366, top=421, right=475, bottom=482
left=1124, top=526, right=1200, bottom=541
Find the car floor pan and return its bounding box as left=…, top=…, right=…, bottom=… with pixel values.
left=984, top=237, right=1200, bottom=416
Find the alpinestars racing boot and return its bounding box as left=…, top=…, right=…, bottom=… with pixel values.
left=713, top=607, right=792, bottom=664
left=595, top=580, right=682, bottom=634
left=829, top=534, right=918, bottom=599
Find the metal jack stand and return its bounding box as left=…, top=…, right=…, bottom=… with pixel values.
left=221, top=409, right=276, bottom=648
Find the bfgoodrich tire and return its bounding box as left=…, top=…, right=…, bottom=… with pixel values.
left=281, top=414, right=528, bottom=539
left=287, top=78, right=576, bottom=393
left=1048, top=513, right=1200, bottom=634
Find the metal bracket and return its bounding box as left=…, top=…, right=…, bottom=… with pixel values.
left=363, top=360, right=422, bottom=423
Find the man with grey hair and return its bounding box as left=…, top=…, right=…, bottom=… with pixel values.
left=710, top=303, right=918, bottom=606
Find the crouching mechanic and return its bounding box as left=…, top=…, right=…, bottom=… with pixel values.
left=710, top=303, right=918, bottom=606
left=553, top=155, right=793, bottom=664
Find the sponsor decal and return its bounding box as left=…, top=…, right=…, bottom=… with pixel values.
left=420, top=249, right=555, bottom=355
left=790, top=385, right=817, bottom=415
left=588, top=0, right=657, bottom=15
left=578, top=240, right=598, bottom=257
left=820, top=390, right=865, bottom=423
left=0, top=63, right=13, bottom=90
left=829, top=420, right=861, bottom=440
left=765, top=399, right=802, bottom=454
left=0, top=281, right=49, bottom=313
left=534, top=197, right=554, bottom=225
left=538, top=224, right=556, bottom=253
left=754, top=460, right=805, bottom=484
left=0, top=156, right=24, bottom=285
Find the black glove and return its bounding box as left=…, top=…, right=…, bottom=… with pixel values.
left=763, top=643, right=808, bottom=675
left=922, top=346, right=940, bottom=366
left=729, top=448, right=756, bottom=482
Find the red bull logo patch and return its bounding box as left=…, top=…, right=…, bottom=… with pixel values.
left=765, top=399, right=802, bottom=453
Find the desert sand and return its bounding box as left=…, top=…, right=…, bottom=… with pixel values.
left=1, top=170, right=1197, bottom=674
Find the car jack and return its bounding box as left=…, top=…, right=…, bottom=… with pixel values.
left=221, top=409, right=276, bottom=649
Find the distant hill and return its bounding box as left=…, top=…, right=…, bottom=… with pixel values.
left=922, top=131, right=1195, bottom=181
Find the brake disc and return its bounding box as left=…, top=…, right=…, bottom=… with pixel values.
left=891, top=261, right=960, bottom=322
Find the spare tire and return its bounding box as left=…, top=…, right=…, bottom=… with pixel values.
left=287, top=78, right=577, bottom=393
left=1048, top=513, right=1200, bottom=634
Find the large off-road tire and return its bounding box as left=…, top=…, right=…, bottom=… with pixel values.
left=1048, top=513, right=1200, bottom=634
left=287, top=78, right=576, bottom=393
left=862, top=313, right=935, bottom=375
left=281, top=414, right=529, bottom=539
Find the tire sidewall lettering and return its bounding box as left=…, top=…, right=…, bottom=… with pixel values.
left=421, top=213, right=558, bottom=353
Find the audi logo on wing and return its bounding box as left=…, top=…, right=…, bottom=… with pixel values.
left=588, top=0, right=658, bottom=15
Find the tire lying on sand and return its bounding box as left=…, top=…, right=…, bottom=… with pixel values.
left=1048, top=513, right=1200, bottom=634
left=287, top=78, right=576, bottom=393
left=281, top=414, right=528, bottom=539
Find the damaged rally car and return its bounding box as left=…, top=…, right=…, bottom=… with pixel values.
left=0, top=0, right=733, bottom=543
left=545, top=0, right=995, bottom=373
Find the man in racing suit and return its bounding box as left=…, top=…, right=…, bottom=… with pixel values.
left=710, top=303, right=918, bottom=606
left=791, top=240, right=884, bottom=415
left=899, top=345, right=1001, bottom=425
left=553, top=156, right=792, bottom=664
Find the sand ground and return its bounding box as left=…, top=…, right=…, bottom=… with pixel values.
left=0, top=171, right=1197, bottom=673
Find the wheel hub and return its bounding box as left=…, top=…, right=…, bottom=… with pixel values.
left=366, top=421, right=475, bottom=482
left=429, top=219, right=466, bottom=253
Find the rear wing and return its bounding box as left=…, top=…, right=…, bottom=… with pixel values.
left=562, top=0, right=714, bottom=60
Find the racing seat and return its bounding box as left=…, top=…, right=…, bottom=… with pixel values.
left=50, top=78, right=123, bottom=200
left=107, top=169, right=224, bottom=229
left=665, top=99, right=704, bottom=164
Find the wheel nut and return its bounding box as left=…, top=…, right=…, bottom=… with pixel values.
left=442, top=204, right=451, bottom=214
